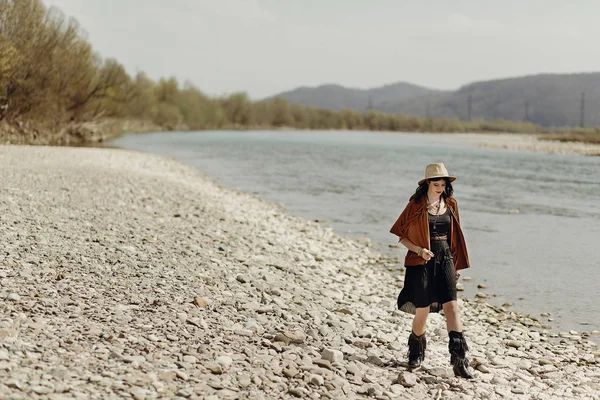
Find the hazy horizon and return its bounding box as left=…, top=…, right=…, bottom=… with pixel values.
left=45, top=0, right=600, bottom=99
left=272, top=70, right=600, bottom=93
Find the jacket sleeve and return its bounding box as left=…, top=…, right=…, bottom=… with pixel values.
left=451, top=198, right=460, bottom=224
left=390, top=201, right=417, bottom=241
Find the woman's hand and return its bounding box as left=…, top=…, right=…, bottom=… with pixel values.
left=417, top=247, right=434, bottom=261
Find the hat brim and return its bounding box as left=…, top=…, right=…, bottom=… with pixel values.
left=418, top=175, right=456, bottom=186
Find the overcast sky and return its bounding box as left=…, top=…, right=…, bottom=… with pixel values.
left=45, top=0, right=600, bottom=99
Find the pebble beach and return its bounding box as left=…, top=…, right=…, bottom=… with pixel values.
left=1, top=145, right=599, bottom=400
left=449, top=133, right=600, bottom=156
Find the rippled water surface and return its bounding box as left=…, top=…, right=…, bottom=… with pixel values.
left=109, top=130, right=600, bottom=333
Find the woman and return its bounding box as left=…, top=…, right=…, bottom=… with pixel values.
left=389, top=163, right=473, bottom=379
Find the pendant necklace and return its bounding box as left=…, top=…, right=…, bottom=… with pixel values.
left=429, top=196, right=442, bottom=230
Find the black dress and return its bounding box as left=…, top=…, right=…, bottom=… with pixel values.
left=397, top=208, right=457, bottom=314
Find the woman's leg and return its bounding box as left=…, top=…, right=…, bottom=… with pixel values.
left=408, top=307, right=430, bottom=369
left=442, top=301, right=473, bottom=379
left=412, top=307, right=430, bottom=335
left=442, top=300, right=462, bottom=332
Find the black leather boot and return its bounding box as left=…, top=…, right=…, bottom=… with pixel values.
left=407, top=331, right=426, bottom=370
left=448, top=331, right=474, bottom=379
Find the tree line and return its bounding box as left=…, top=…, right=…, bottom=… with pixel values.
left=1, top=0, right=598, bottom=145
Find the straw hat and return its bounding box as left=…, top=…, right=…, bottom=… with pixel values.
left=418, top=163, right=456, bottom=185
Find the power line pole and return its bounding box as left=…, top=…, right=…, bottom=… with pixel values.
left=580, top=92, right=585, bottom=128
left=467, top=94, right=472, bottom=121
left=425, top=100, right=431, bottom=119
left=524, top=100, right=529, bottom=122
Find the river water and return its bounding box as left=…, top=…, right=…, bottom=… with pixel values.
left=108, top=130, right=600, bottom=333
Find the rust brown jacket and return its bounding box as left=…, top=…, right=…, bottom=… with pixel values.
left=389, top=196, right=470, bottom=271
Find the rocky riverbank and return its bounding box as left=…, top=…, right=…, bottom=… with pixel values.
left=1, top=146, right=599, bottom=400
left=3, top=119, right=600, bottom=157
left=448, top=133, right=600, bottom=156
left=0, top=119, right=167, bottom=147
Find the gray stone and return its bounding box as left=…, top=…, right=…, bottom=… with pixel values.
left=6, top=293, right=21, bottom=302
left=492, top=376, right=509, bottom=385
left=283, top=367, right=299, bottom=378
left=309, top=374, right=324, bottom=386
left=238, top=374, right=252, bottom=387
left=215, top=355, right=233, bottom=370
left=397, top=371, right=418, bottom=387
left=288, top=387, right=308, bottom=397
left=321, top=348, right=344, bottom=363
left=366, top=355, right=384, bottom=367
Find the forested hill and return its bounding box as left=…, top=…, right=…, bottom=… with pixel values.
left=269, top=82, right=442, bottom=112
left=271, top=73, right=600, bottom=127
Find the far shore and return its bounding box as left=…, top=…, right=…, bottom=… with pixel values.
left=443, top=132, right=600, bottom=156
left=2, top=118, right=600, bottom=157
left=107, top=125, right=600, bottom=157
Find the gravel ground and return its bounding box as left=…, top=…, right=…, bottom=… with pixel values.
left=0, top=145, right=599, bottom=400
left=447, top=133, right=600, bottom=156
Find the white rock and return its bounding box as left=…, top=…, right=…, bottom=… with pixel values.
left=6, top=293, right=21, bottom=302
left=397, top=371, right=418, bottom=387
left=309, top=374, right=324, bottom=386
left=321, top=348, right=344, bottom=363
left=216, top=355, right=233, bottom=370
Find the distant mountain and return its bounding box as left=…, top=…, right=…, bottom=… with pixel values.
left=268, top=82, right=442, bottom=112
left=271, top=73, right=600, bottom=127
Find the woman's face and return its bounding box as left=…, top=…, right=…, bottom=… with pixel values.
left=427, top=179, right=446, bottom=197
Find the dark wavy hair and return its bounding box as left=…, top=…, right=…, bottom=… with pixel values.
left=409, top=177, right=454, bottom=202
